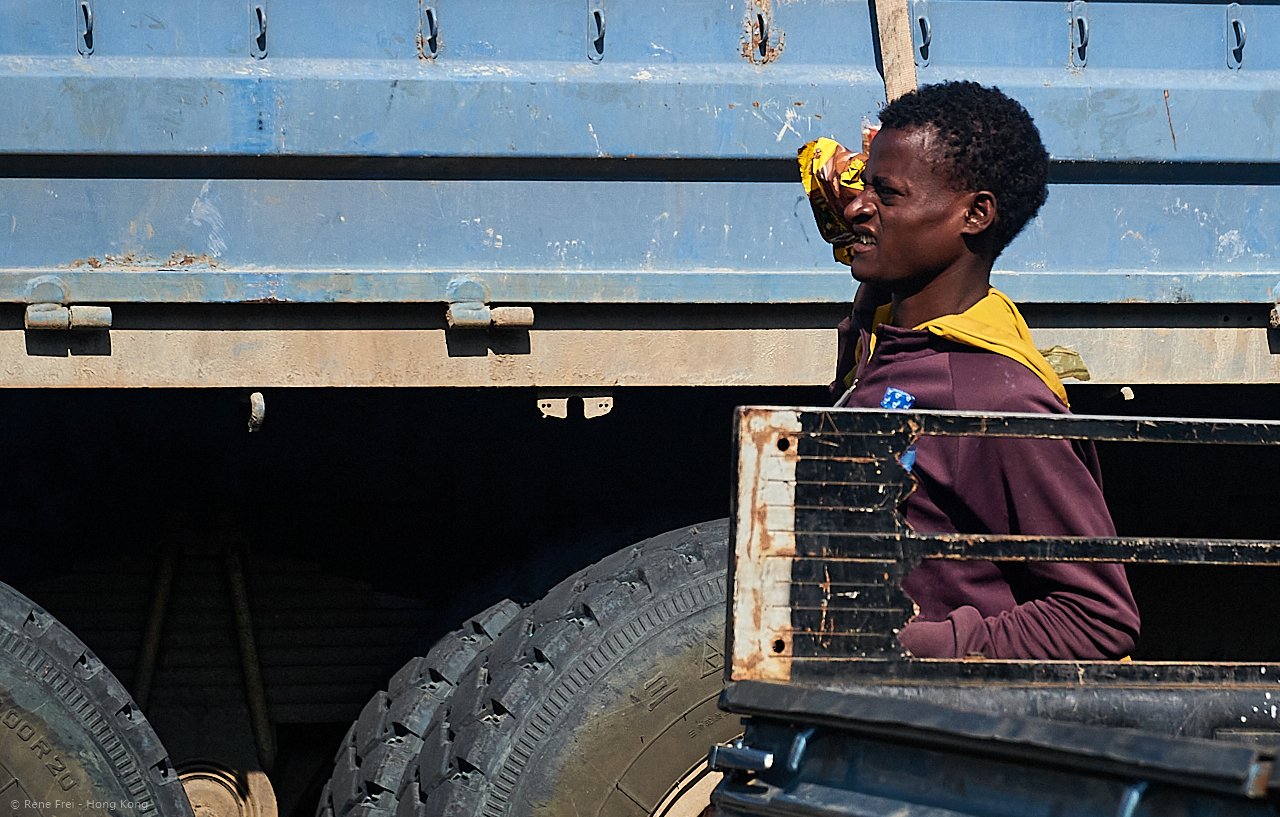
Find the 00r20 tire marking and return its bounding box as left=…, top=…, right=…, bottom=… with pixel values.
left=0, top=708, right=79, bottom=791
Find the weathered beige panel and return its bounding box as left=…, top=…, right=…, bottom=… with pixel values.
left=0, top=328, right=835, bottom=388
left=1033, top=328, right=1280, bottom=385
left=3, top=326, right=1277, bottom=388
left=731, top=408, right=800, bottom=684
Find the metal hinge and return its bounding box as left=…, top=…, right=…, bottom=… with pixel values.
left=23, top=275, right=112, bottom=330
left=25, top=303, right=112, bottom=330
left=445, top=274, right=535, bottom=329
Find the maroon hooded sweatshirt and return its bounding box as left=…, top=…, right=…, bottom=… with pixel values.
left=833, top=313, right=1140, bottom=660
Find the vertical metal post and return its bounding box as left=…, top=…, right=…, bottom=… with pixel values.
left=225, top=545, right=276, bottom=774
left=871, top=0, right=919, bottom=102
left=133, top=547, right=176, bottom=712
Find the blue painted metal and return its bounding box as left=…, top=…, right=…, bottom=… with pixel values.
left=0, top=0, right=1278, bottom=306
left=1, top=1, right=1280, bottom=160
left=3, top=58, right=1280, bottom=161
left=0, top=178, right=1278, bottom=303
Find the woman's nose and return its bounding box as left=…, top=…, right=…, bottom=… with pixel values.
left=843, top=189, right=873, bottom=223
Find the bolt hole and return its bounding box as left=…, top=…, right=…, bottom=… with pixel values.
left=772, top=639, right=785, bottom=654
left=776, top=437, right=790, bottom=452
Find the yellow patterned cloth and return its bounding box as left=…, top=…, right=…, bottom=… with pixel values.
left=797, top=137, right=869, bottom=267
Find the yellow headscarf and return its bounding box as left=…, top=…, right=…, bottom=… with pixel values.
left=798, top=136, right=870, bottom=267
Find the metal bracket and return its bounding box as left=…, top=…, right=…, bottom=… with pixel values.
left=444, top=274, right=534, bottom=328
left=419, top=3, right=439, bottom=60
left=911, top=0, right=932, bottom=67
left=708, top=741, right=774, bottom=773
left=586, top=0, right=606, bottom=62
left=1270, top=281, right=1280, bottom=328
left=744, top=0, right=782, bottom=65
left=537, top=389, right=614, bottom=419
left=787, top=727, right=816, bottom=771
left=1070, top=0, right=1089, bottom=68
left=75, top=0, right=94, bottom=56
left=1226, top=3, right=1246, bottom=70
left=250, top=1, right=268, bottom=59
left=247, top=392, right=266, bottom=433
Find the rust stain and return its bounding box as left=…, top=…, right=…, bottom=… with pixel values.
left=63, top=251, right=219, bottom=271
left=819, top=564, right=832, bottom=648
left=740, top=0, right=784, bottom=65
left=734, top=408, right=799, bottom=682
left=164, top=252, right=219, bottom=268
left=1164, top=90, right=1177, bottom=151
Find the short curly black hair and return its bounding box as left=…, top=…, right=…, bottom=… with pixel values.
left=879, top=81, right=1049, bottom=255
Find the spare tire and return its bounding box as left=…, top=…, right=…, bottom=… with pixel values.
left=0, top=582, right=191, bottom=817
left=320, top=519, right=735, bottom=817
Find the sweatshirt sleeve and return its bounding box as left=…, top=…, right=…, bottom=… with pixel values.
left=899, top=388, right=1141, bottom=660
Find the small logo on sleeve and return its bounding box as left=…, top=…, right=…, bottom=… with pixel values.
left=880, top=387, right=916, bottom=409
left=880, top=387, right=918, bottom=471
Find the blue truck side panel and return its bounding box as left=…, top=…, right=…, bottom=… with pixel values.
left=0, top=0, right=1277, bottom=305
left=0, top=179, right=1276, bottom=303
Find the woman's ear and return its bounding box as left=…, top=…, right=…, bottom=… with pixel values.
left=961, top=190, right=998, bottom=236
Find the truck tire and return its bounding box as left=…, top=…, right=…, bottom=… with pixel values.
left=0, top=582, right=192, bottom=817
left=320, top=519, right=734, bottom=817
left=317, top=598, right=525, bottom=817
left=410, top=519, right=733, bottom=817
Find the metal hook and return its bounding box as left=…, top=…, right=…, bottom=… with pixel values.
left=254, top=6, right=267, bottom=55
left=248, top=392, right=265, bottom=433
left=1115, top=781, right=1147, bottom=817
left=587, top=2, right=605, bottom=62
left=1070, top=1, right=1089, bottom=68
left=421, top=5, right=439, bottom=58
left=77, top=1, right=94, bottom=55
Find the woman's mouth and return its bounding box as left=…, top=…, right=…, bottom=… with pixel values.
left=850, top=232, right=876, bottom=251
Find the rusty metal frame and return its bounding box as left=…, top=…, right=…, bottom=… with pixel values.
left=728, top=407, right=1280, bottom=738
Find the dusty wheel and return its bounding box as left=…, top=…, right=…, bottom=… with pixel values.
left=0, top=582, right=191, bottom=817
left=319, top=520, right=735, bottom=817
left=411, top=519, right=734, bottom=816
left=317, top=599, right=524, bottom=817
